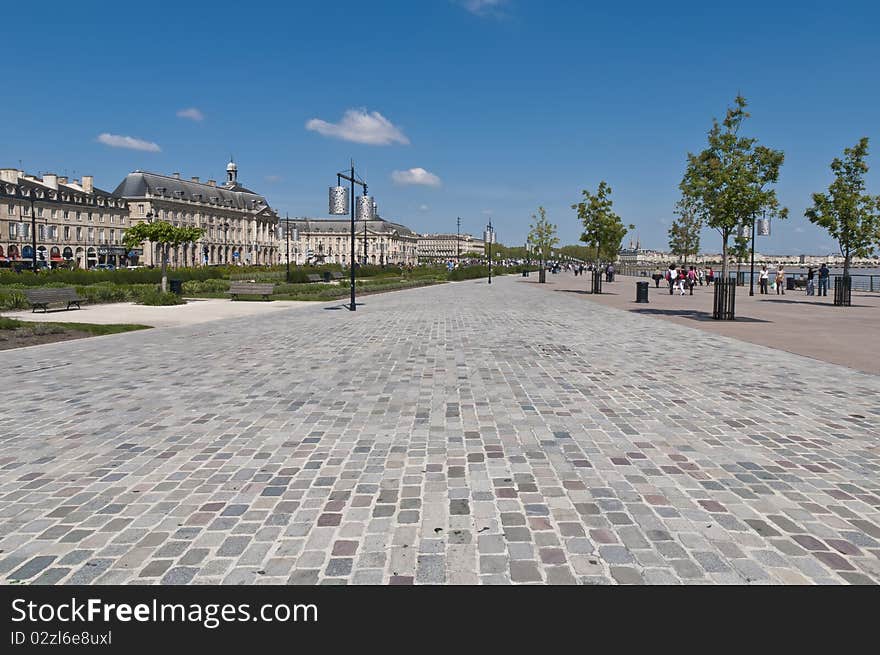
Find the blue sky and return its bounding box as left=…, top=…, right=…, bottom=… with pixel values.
left=4, top=0, right=879, bottom=254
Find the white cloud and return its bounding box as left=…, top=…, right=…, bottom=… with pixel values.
left=481, top=209, right=493, bottom=215
left=459, top=0, right=507, bottom=16
left=419, top=204, right=430, bottom=212
left=97, top=133, right=161, bottom=152
left=176, top=107, right=204, bottom=121
left=391, top=167, right=441, bottom=187
left=265, top=175, right=282, bottom=183
left=306, top=109, right=409, bottom=145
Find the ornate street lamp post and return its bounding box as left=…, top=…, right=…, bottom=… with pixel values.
left=329, top=161, right=371, bottom=311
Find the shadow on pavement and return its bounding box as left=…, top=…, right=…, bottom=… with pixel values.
left=631, top=308, right=771, bottom=323
left=758, top=298, right=872, bottom=308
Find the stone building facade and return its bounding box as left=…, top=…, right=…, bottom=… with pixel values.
left=417, top=233, right=484, bottom=262
left=279, top=217, right=419, bottom=266
left=0, top=169, right=130, bottom=269
left=113, top=161, right=279, bottom=267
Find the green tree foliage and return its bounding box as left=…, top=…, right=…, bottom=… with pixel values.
left=572, top=182, right=633, bottom=264
left=667, top=198, right=701, bottom=266
left=805, top=137, right=880, bottom=278
left=526, top=207, right=559, bottom=279
left=556, top=245, right=592, bottom=261
left=680, top=95, right=787, bottom=280
left=123, top=221, right=204, bottom=292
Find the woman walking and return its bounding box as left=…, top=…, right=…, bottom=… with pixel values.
left=806, top=267, right=815, bottom=296
left=759, top=265, right=769, bottom=294
left=775, top=265, right=786, bottom=295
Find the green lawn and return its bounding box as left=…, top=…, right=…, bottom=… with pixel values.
left=0, top=317, right=150, bottom=335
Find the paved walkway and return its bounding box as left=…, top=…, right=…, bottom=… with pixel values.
left=533, top=272, right=880, bottom=374
left=4, top=298, right=317, bottom=328
left=0, top=276, right=878, bottom=585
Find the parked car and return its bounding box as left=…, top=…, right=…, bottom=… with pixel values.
left=91, top=263, right=116, bottom=271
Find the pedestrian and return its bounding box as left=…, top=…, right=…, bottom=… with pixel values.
left=775, top=265, right=786, bottom=295
left=677, top=267, right=687, bottom=296
left=759, top=265, right=769, bottom=294
left=666, top=264, right=677, bottom=295
left=818, top=263, right=830, bottom=296
left=806, top=267, right=815, bottom=296
left=698, top=268, right=705, bottom=286
left=706, top=266, right=714, bottom=285
left=652, top=267, right=662, bottom=288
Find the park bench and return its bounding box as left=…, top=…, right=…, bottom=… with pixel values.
left=330, top=271, right=344, bottom=281
left=24, top=287, right=84, bottom=313
left=227, top=282, right=275, bottom=301
left=306, top=274, right=323, bottom=283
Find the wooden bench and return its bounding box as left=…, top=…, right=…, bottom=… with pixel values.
left=227, top=282, right=275, bottom=301
left=306, top=274, right=323, bottom=283
left=24, top=288, right=84, bottom=313
left=330, top=271, right=344, bottom=281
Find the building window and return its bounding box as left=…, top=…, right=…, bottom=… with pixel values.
left=76, top=227, right=83, bottom=240
left=88, top=212, right=93, bottom=222
left=88, top=227, right=94, bottom=241
left=138, top=203, right=144, bottom=214
left=64, top=226, right=70, bottom=240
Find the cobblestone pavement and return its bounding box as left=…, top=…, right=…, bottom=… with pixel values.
left=1, top=277, right=879, bottom=585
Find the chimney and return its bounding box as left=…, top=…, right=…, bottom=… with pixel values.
left=172, top=172, right=180, bottom=179
left=82, top=175, right=94, bottom=193
left=43, top=173, right=58, bottom=189
left=207, top=179, right=216, bottom=187
left=191, top=176, right=200, bottom=183
left=58, top=176, right=68, bottom=184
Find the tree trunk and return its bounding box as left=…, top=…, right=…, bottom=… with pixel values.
left=160, top=244, right=168, bottom=293
left=844, top=248, right=850, bottom=279
left=720, top=234, right=729, bottom=281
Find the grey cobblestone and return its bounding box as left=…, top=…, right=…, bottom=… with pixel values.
left=0, top=277, right=878, bottom=585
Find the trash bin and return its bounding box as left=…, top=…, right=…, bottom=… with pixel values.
left=323, top=271, right=331, bottom=283
left=786, top=276, right=796, bottom=291
left=636, top=281, right=649, bottom=303
left=169, top=279, right=183, bottom=296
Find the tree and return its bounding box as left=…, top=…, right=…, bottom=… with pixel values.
left=680, top=95, right=787, bottom=281
left=526, top=206, right=559, bottom=281
left=667, top=198, right=702, bottom=266
left=805, top=137, right=880, bottom=278
left=731, top=231, right=750, bottom=281
left=123, top=221, right=205, bottom=292
left=572, top=181, right=633, bottom=265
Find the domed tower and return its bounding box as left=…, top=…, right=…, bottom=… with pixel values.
left=226, top=158, right=238, bottom=185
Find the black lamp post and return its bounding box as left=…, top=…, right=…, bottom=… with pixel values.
left=459, top=218, right=464, bottom=263
left=22, top=192, right=42, bottom=273
left=330, top=162, right=369, bottom=311
left=485, top=219, right=494, bottom=285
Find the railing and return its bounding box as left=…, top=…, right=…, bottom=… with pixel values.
left=616, top=264, right=878, bottom=292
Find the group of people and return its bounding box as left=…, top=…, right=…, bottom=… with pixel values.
left=758, top=263, right=831, bottom=296
left=653, top=265, right=715, bottom=296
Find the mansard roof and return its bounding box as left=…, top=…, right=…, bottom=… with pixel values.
left=282, top=217, right=417, bottom=237
left=114, top=171, right=269, bottom=211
